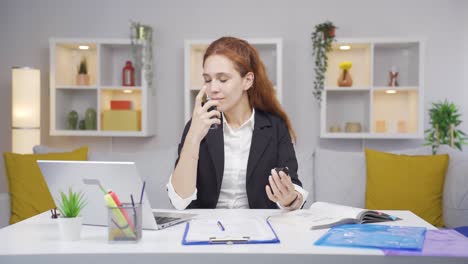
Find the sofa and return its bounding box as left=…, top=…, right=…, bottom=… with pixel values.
left=0, top=145, right=467, bottom=228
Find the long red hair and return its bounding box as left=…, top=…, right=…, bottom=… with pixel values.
left=203, top=36, right=296, bottom=143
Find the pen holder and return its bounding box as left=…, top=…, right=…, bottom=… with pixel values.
left=108, top=203, right=142, bottom=243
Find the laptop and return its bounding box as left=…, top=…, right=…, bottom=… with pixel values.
left=37, top=160, right=195, bottom=230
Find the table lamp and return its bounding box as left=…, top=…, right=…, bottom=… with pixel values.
left=11, top=67, right=40, bottom=154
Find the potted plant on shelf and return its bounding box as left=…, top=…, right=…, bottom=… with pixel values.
left=76, top=57, right=90, bottom=86
left=311, top=21, right=337, bottom=104
left=56, top=188, right=86, bottom=241
left=425, top=100, right=467, bottom=154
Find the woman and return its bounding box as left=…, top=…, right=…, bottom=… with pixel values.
left=167, top=36, right=308, bottom=210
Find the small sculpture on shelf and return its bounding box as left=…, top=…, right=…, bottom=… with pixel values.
left=345, top=122, right=362, bottom=133
left=337, top=61, right=353, bottom=87
left=76, top=57, right=90, bottom=86
left=122, top=61, right=135, bottom=86
left=85, top=108, right=96, bottom=130
left=329, top=125, right=341, bottom=133
left=388, top=66, right=399, bottom=87
left=67, top=110, right=79, bottom=130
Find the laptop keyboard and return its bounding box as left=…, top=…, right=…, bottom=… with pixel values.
left=155, top=216, right=179, bottom=224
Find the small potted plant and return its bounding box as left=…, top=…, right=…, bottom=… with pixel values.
left=56, top=188, right=86, bottom=241
left=425, top=100, right=467, bottom=154
left=311, top=21, right=337, bottom=103
left=76, top=57, right=90, bottom=86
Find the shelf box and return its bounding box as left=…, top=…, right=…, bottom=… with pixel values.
left=326, top=43, right=371, bottom=88
left=50, top=38, right=155, bottom=137
left=54, top=43, right=98, bottom=87
left=55, top=89, right=97, bottom=131
left=102, top=110, right=141, bottom=131
left=100, top=89, right=142, bottom=111
left=373, top=42, right=420, bottom=87
left=372, top=90, right=419, bottom=134
left=100, top=43, right=142, bottom=87
left=325, top=90, right=370, bottom=133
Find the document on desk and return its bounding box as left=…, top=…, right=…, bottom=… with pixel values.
left=182, top=217, right=280, bottom=245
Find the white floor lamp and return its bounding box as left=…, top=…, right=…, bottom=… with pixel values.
left=11, top=67, right=40, bottom=154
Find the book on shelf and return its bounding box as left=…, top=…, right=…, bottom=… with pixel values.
left=272, top=201, right=401, bottom=230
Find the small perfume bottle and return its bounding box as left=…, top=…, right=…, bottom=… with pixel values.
left=205, top=96, right=219, bottom=130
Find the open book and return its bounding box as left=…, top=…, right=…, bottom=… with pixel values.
left=273, top=201, right=401, bottom=230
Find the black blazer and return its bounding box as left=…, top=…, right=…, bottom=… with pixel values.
left=175, top=109, right=302, bottom=209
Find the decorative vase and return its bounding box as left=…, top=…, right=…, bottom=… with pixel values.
left=85, top=108, right=97, bottom=130
left=79, top=120, right=86, bottom=130
left=58, top=216, right=83, bottom=241
left=122, top=61, right=135, bottom=86
left=76, top=74, right=90, bottom=86
left=337, top=69, right=353, bottom=87
left=67, top=110, right=79, bottom=130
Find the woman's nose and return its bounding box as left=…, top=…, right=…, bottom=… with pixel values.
left=208, top=81, right=221, bottom=93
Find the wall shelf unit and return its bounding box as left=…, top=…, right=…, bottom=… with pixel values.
left=49, top=38, right=155, bottom=137
left=184, top=38, right=282, bottom=122
left=320, top=38, right=424, bottom=139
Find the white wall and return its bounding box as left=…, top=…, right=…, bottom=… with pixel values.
left=463, top=0, right=468, bottom=134
left=0, top=0, right=467, bottom=193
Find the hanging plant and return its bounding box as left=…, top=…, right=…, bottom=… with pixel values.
left=311, top=21, right=337, bottom=104
left=130, top=20, right=154, bottom=94
left=424, top=100, right=468, bottom=154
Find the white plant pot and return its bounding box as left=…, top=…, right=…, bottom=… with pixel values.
left=58, top=216, right=83, bottom=241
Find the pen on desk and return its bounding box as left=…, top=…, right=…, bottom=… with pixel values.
left=139, top=181, right=146, bottom=204
left=130, top=194, right=137, bottom=230
left=217, top=220, right=225, bottom=231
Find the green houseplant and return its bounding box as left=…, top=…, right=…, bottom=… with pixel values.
left=56, top=188, right=86, bottom=240
left=425, top=100, right=467, bottom=154
left=311, top=21, right=337, bottom=103
left=76, top=57, right=90, bottom=85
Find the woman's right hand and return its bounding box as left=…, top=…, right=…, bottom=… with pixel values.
left=187, top=85, right=221, bottom=143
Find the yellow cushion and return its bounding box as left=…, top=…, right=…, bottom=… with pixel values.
left=3, top=147, right=88, bottom=224
left=365, top=149, right=449, bottom=227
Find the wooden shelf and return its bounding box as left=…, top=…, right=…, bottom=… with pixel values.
left=50, top=38, right=155, bottom=137
left=320, top=38, right=424, bottom=139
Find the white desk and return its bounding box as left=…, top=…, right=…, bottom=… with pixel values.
left=0, top=209, right=466, bottom=264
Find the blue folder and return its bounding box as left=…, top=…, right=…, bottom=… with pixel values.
left=315, top=224, right=426, bottom=251
left=182, top=219, right=280, bottom=245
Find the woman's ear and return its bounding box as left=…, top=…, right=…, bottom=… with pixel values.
left=244, top=72, right=254, bottom=91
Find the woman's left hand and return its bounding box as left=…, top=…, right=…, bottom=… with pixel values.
left=265, top=169, right=301, bottom=209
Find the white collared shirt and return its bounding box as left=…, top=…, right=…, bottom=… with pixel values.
left=167, top=108, right=308, bottom=210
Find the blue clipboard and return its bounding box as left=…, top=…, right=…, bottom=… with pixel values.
left=182, top=219, right=280, bottom=245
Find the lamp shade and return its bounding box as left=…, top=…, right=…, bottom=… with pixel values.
left=11, top=67, right=40, bottom=154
